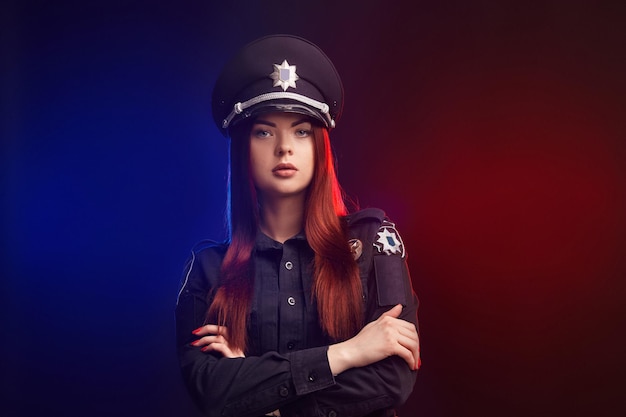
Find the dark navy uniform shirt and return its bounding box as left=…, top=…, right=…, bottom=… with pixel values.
left=175, top=208, right=419, bottom=417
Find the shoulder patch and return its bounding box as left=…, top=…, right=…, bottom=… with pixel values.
left=348, top=238, right=363, bottom=260
left=373, top=220, right=405, bottom=258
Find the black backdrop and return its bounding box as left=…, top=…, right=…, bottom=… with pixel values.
left=2, top=1, right=625, bottom=416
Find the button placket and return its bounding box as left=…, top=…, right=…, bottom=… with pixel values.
left=278, top=239, right=306, bottom=355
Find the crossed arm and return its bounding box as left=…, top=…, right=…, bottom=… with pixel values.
left=192, top=303, right=420, bottom=375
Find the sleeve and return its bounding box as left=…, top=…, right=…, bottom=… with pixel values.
left=175, top=245, right=339, bottom=417
left=279, top=219, right=420, bottom=417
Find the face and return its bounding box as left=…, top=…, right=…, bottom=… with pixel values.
left=249, top=112, right=315, bottom=201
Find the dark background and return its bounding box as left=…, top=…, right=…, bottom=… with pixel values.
left=2, top=1, right=625, bottom=416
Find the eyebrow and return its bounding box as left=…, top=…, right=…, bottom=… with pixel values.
left=291, top=118, right=311, bottom=127
left=253, top=120, right=276, bottom=127
left=253, top=118, right=311, bottom=128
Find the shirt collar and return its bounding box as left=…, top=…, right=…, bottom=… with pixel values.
left=254, top=229, right=307, bottom=251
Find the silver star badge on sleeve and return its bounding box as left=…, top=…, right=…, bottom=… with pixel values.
left=373, top=221, right=406, bottom=257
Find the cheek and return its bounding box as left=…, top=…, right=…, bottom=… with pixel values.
left=249, top=139, right=271, bottom=161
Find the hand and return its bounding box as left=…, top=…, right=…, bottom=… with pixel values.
left=328, top=304, right=420, bottom=375
left=191, top=324, right=245, bottom=358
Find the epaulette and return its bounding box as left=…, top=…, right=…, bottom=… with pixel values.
left=345, top=208, right=409, bottom=309
left=344, top=207, right=386, bottom=227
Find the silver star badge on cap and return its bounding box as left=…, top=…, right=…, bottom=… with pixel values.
left=269, top=59, right=299, bottom=91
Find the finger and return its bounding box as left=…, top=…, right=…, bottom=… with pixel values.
left=192, top=324, right=212, bottom=336
left=202, top=342, right=244, bottom=358
left=414, top=348, right=421, bottom=370
left=391, top=342, right=416, bottom=370
left=192, top=324, right=228, bottom=336
left=397, top=333, right=420, bottom=359
left=396, top=330, right=419, bottom=351
left=201, top=342, right=226, bottom=355
left=396, top=323, right=419, bottom=341
left=191, top=335, right=226, bottom=347
left=377, top=317, right=417, bottom=342
left=380, top=304, right=403, bottom=319
left=386, top=318, right=417, bottom=335
left=390, top=324, right=418, bottom=360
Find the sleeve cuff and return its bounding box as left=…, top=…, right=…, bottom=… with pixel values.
left=288, top=346, right=335, bottom=395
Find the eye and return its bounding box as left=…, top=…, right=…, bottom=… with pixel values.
left=295, top=128, right=312, bottom=138
left=252, top=128, right=271, bottom=138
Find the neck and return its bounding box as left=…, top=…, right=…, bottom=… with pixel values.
left=259, top=194, right=306, bottom=243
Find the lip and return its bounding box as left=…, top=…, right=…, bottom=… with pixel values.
left=272, top=162, right=298, bottom=178
left=272, top=163, right=297, bottom=172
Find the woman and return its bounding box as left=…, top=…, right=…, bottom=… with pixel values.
left=176, top=35, right=420, bottom=417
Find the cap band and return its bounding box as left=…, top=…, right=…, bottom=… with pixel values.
left=222, top=91, right=335, bottom=129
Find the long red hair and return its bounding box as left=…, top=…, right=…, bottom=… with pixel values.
left=208, top=119, right=362, bottom=352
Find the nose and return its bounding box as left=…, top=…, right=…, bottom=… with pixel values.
left=275, top=134, right=293, bottom=156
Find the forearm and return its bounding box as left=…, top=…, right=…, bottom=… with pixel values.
left=178, top=343, right=336, bottom=417
left=281, top=302, right=420, bottom=417
left=280, top=355, right=417, bottom=417
left=327, top=341, right=353, bottom=376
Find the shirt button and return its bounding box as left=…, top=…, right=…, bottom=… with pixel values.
left=287, top=296, right=296, bottom=306
left=328, top=411, right=337, bottom=417
left=279, top=386, right=289, bottom=397
left=308, top=372, right=317, bottom=382
left=285, top=261, right=293, bottom=270
left=287, top=341, right=295, bottom=350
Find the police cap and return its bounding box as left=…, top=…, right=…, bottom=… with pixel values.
left=211, top=34, right=344, bottom=136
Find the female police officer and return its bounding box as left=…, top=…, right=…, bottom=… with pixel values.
left=176, top=35, right=420, bottom=417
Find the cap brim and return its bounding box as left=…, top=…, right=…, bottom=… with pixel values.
left=228, top=100, right=329, bottom=131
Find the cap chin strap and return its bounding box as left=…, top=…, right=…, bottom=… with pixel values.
left=222, top=92, right=335, bottom=129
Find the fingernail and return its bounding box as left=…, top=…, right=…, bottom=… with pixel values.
left=190, top=340, right=199, bottom=346
left=417, top=358, right=422, bottom=370
left=192, top=328, right=201, bottom=335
